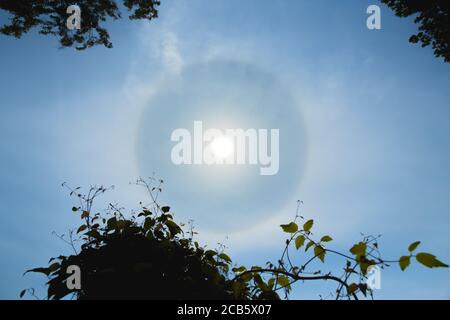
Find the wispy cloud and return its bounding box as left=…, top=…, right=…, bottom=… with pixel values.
left=160, top=30, right=183, bottom=74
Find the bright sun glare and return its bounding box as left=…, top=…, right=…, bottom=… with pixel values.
left=210, top=136, right=234, bottom=159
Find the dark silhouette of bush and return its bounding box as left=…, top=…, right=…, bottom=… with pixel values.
left=22, top=178, right=448, bottom=300
left=46, top=218, right=240, bottom=300
left=24, top=181, right=248, bottom=300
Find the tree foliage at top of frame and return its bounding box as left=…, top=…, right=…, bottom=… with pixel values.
left=0, top=0, right=160, bottom=50
left=381, top=0, right=450, bottom=62
left=2, top=0, right=449, bottom=62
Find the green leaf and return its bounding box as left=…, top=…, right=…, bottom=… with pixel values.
left=359, top=257, right=376, bottom=275
left=76, top=225, right=87, bottom=234
left=320, top=235, right=333, bottom=242
left=295, top=235, right=306, bottom=249
left=161, top=206, right=170, bottom=213
left=268, top=278, right=275, bottom=290
left=241, top=272, right=253, bottom=282
left=71, top=207, right=78, bottom=212
left=218, top=253, right=232, bottom=263
left=350, top=242, right=367, bottom=256
left=138, top=209, right=152, bottom=217
left=280, top=222, right=298, bottom=233
left=416, top=253, right=449, bottom=268
left=232, top=266, right=246, bottom=273
left=314, top=245, right=326, bottom=262
left=408, top=241, right=421, bottom=252
left=205, top=250, right=217, bottom=258
left=277, top=275, right=290, bottom=288
left=399, top=256, right=411, bottom=271
left=303, top=219, right=314, bottom=232
left=305, top=240, right=315, bottom=252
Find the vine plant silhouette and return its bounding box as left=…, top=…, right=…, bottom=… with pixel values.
left=21, top=178, right=448, bottom=300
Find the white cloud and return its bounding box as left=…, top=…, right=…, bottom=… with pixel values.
left=161, top=31, right=184, bottom=74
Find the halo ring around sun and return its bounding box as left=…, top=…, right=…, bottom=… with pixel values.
left=137, top=60, right=306, bottom=233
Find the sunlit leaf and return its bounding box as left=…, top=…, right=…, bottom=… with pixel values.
left=218, top=253, right=232, bottom=263
left=295, top=235, right=305, bottom=249
left=408, top=241, right=421, bottom=252
left=314, top=245, right=326, bottom=262
left=280, top=222, right=298, bottom=233
left=232, top=266, right=246, bottom=273
left=350, top=242, right=367, bottom=256
left=320, top=235, right=333, bottom=242
left=205, top=250, right=217, bottom=257
left=277, top=275, right=290, bottom=289
left=416, top=253, right=449, bottom=268
left=303, top=219, right=314, bottom=232
left=268, top=278, right=275, bottom=290
left=399, top=256, right=411, bottom=271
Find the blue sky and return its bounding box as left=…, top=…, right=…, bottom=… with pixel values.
left=0, top=0, right=449, bottom=299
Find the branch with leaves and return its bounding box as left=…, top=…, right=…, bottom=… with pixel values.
left=231, top=209, right=447, bottom=300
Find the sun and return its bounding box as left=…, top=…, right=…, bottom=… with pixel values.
left=210, top=136, right=234, bottom=159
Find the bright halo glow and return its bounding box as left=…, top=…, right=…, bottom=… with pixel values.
left=210, top=136, right=234, bottom=159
